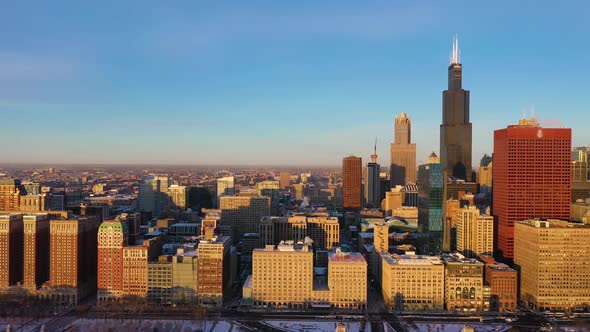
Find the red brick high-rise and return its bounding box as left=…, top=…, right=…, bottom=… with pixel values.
left=0, top=214, right=23, bottom=288
left=23, top=214, right=50, bottom=291
left=493, top=118, right=571, bottom=260
left=342, top=156, right=362, bottom=209
left=97, top=220, right=127, bottom=301
left=48, top=217, right=99, bottom=304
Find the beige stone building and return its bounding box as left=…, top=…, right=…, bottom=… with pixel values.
left=443, top=253, right=485, bottom=311
left=571, top=199, right=590, bottom=223
left=515, top=219, right=590, bottom=312
left=477, top=162, right=492, bottom=187
left=382, top=187, right=403, bottom=216
left=381, top=253, right=444, bottom=311
left=456, top=206, right=493, bottom=257
left=251, top=242, right=314, bottom=309
left=122, top=238, right=160, bottom=297
left=327, top=250, right=367, bottom=310
left=249, top=242, right=366, bottom=310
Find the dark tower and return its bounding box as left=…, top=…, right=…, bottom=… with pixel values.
left=440, top=36, right=472, bottom=180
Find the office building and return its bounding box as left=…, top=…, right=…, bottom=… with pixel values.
left=47, top=217, right=99, bottom=304
left=255, top=180, right=281, bottom=201
left=327, top=249, right=367, bottom=310
left=401, top=184, right=418, bottom=207
left=197, top=234, right=232, bottom=307
left=292, top=183, right=304, bottom=200
left=216, top=176, right=235, bottom=207
left=418, top=152, right=444, bottom=254
left=122, top=238, right=160, bottom=297
left=443, top=253, right=485, bottom=311
left=117, top=212, right=141, bottom=245
left=97, top=220, right=127, bottom=301
left=382, top=187, right=403, bottom=216
left=23, top=214, right=50, bottom=291
left=477, top=163, right=493, bottom=187
left=219, top=196, right=270, bottom=242
left=364, top=142, right=381, bottom=208
left=390, top=113, right=417, bottom=186
left=343, top=156, right=362, bottom=209
left=139, top=175, right=170, bottom=217
left=259, top=215, right=340, bottom=251
left=445, top=178, right=478, bottom=200
left=0, top=214, right=23, bottom=289
left=172, top=244, right=199, bottom=304
left=479, top=256, right=517, bottom=312
left=515, top=219, right=590, bottom=312
left=0, top=179, right=24, bottom=211
left=251, top=242, right=314, bottom=309
left=147, top=256, right=173, bottom=304
left=440, top=36, right=472, bottom=180
left=249, top=242, right=366, bottom=310
left=493, top=118, right=571, bottom=260
left=279, top=172, right=291, bottom=189
left=456, top=206, right=493, bottom=258
left=167, top=184, right=188, bottom=210
left=381, top=253, right=445, bottom=311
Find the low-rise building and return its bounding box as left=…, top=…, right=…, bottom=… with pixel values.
left=443, top=253, right=485, bottom=312
left=381, top=253, right=444, bottom=311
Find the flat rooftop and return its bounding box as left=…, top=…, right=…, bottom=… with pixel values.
left=520, top=218, right=590, bottom=228
left=328, top=251, right=366, bottom=263
left=382, top=253, right=443, bottom=266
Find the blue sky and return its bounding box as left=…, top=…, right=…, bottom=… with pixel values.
left=0, top=1, right=588, bottom=166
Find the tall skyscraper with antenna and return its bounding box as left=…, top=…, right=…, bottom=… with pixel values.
left=440, top=35, right=472, bottom=180
left=365, top=139, right=381, bottom=208
left=390, top=113, right=416, bottom=186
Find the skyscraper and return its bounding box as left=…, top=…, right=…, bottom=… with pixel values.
left=390, top=113, right=416, bottom=186
left=418, top=152, right=444, bottom=254
left=342, top=156, right=362, bottom=209
left=364, top=142, right=381, bottom=208
left=493, top=118, right=571, bottom=260
left=440, top=36, right=472, bottom=180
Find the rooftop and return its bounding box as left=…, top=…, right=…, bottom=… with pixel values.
left=382, top=253, right=443, bottom=266
left=328, top=250, right=366, bottom=263
left=519, top=218, right=590, bottom=229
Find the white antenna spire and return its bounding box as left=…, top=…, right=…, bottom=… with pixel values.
left=451, top=34, right=460, bottom=64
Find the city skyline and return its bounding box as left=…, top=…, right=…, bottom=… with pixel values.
left=1, top=2, right=589, bottom=166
